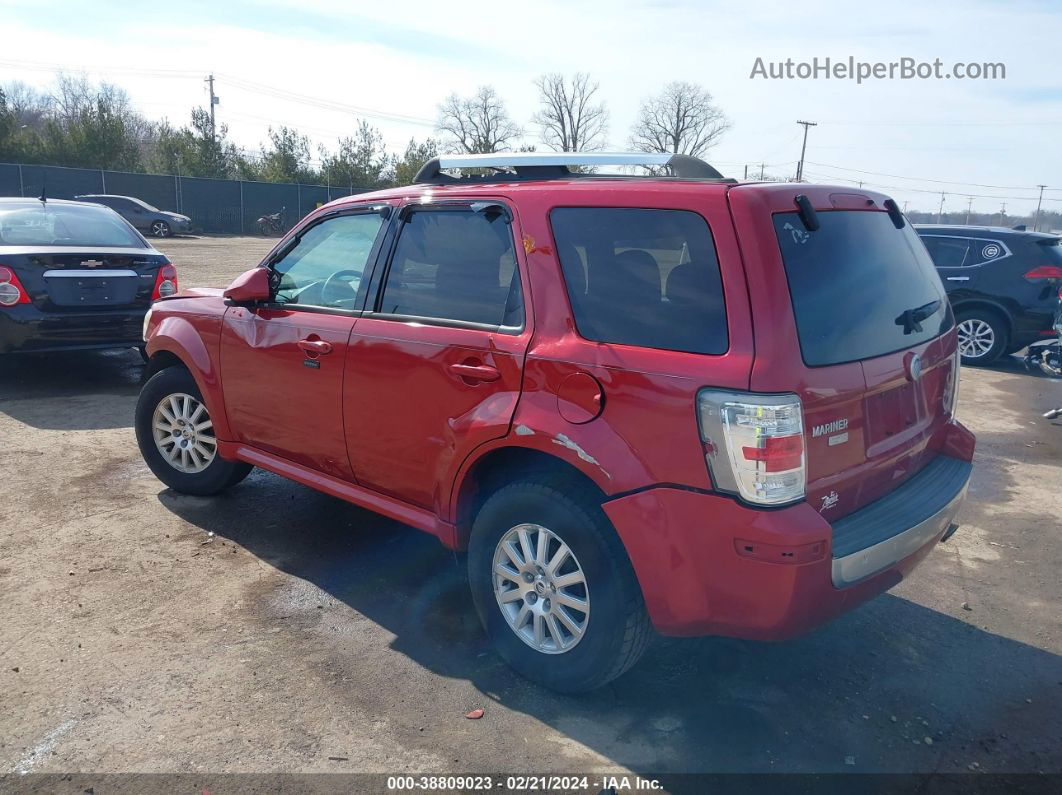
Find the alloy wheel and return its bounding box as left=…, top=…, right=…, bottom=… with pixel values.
left=152, top=221, right=171, bottom=237
left=956, top=318, right=995, bottom=359
left=492, top=523, right=590, bottom=654
left=152, top=393, right=217, bottom=473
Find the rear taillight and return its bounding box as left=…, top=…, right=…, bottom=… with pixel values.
left=1023, top=266, right=1062, bottom=282
left=152, top=263, right=178, bottom=300
left=943, top=349, right=961, bottom=417
left=0, top=265, right=31, bottom=306
left=697, top=390, right=806, bottom=506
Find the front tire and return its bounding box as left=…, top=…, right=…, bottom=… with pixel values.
left=468, top=477, right=650, bottom=692
left=135, top=366, right=251, bottom=495
left=150, top=220, right=172, bottom=238
left=955, top=308, right=1008, bottom=365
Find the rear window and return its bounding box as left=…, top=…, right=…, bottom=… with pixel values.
left=1039, top=238, right=1062, bottom=263
left=774, top=211, right=951, bottom=366
left=0, top=204, right=145, bottom=248
left=550, top=208, right=728, bottom=354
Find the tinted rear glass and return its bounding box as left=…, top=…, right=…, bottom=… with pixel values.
left=1039, top=238, right=1062, bottom=263
left=0, top=204, right=145, bottom=248
left=775, top=211, right=951, bottom=366
left=550, top=208, right=728, bottom=354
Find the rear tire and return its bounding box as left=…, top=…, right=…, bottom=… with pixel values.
left=955, top=308, right=1008, bottom=365
left=150, top=220, right=171, bottom=238
left=135, top=366, right=251, bottom=495
left=467, top=476, right=651, bottom=692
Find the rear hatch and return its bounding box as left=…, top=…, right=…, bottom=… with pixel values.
left=0, top=202, right=167, bottom=310
left=731, top=186, right=958, bottom=522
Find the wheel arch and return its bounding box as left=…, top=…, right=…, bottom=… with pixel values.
left=452, top=445, right=608, bottom=551
left=951, top=299, right=1013, bottom=333
left=146, top=316, right=231, bottom=439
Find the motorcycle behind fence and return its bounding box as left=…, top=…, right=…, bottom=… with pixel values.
left=256, top=207, right=286, bottom=236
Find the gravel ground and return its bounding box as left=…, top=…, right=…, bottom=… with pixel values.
left=0, top=236, right=1059, bottom=783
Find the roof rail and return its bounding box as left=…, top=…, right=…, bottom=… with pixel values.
left=412, top=152, right=726, bottom=183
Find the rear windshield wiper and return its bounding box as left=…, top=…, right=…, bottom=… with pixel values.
left=894, top=300, right=941, bottom=335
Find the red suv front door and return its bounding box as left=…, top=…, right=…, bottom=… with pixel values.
left=342, top=201, right=530, bottom=516
left=220, top=209, right=388, bottom=481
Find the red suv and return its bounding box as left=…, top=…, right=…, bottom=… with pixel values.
left=136, top=153, right=974, bottom=692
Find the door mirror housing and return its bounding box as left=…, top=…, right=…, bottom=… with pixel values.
left=223, top=267, right=271, bottom=305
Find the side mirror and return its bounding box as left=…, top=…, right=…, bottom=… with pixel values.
left=223, top=268, right=271, bottom=305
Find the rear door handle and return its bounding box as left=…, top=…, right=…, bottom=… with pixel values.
left=947, top=276, right=970, bottom=281
left=298, top=338, right=333, bottom=355
left=449, top=363, right=500, bottom=382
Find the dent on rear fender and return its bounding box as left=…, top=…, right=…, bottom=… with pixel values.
left=499, top=396, right=655, bottom=494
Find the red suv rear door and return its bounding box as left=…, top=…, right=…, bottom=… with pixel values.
left=730, top=185, right=958, bottom=521
left=342, top=199, right=530, bottom=517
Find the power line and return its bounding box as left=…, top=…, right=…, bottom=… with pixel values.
left=807, top=160, right=1058, bottom=192
left=0, top=57, right=437, bottom=129
left=817, top=118, right=1062, bottom=128
left=800, top=170, right=1062, bottom=203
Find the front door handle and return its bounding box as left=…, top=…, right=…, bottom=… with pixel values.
left=298, top=338, right=333, bottom=356
left=450, top=363, right=500, bottom=382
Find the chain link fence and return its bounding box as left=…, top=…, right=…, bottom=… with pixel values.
left=0, top=162, right=370, bottom=234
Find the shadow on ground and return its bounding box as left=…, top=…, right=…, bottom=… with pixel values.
left=0, top=348, right=144, bottom=430
left=159, top=473, right=1062, bottom=777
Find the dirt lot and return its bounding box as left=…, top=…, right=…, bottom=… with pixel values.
left=1, top=235, right=1060, bottom=782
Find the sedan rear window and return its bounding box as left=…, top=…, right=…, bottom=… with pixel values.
left=0, top=203, right=146, bottom=248
left=774, top=210, right=952, bottom=366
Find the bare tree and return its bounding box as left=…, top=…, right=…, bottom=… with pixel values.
left=532, top=73, right=608, bottom=152
left=629, top=81, right=730, bottom=157
left=436, top=86, right=521, bottom=154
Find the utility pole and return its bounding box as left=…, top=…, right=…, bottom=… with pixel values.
left=903, top=200, right=908, bottom=214
left=743, top=164, right=748, bottom=180
left=759, top=163, right=765, bottom=180
left=998, top=202, right=1006, bottom=226
left=965, top=196, right=973, bottom=225
left=1034, top=184, right=1047, bottom=231
left=937, top=192, right=946, bottom=224
left=205, top=74, right=219, bottom=140
left=795, top=120, right=817, bottom=181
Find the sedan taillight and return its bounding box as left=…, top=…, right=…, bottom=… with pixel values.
left=0, top=265, right=31, bottom=306
left=152, top=263, right=178, bottom=300
left=697, top=390, right=807, bottom=506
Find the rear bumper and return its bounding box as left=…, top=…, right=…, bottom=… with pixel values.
left=831, top=455, right=970, bottom=586
left=603, top=433, right=974, bottom=640
left=0, top=303, right=147, bottom=353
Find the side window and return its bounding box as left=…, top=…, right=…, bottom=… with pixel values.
left=379, top=208, right=522, bottom=328
left=550, top=208, right=728, bottom=355
left=272, top=213, right=384, bottom=308
left=967, top=239, right=1006, bottom=266
left=921, top=235, right=971, bottom=268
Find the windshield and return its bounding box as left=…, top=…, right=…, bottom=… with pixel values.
left=0, top=203, right=147, bottom=248
left=774, top=210, right=952, bottom=366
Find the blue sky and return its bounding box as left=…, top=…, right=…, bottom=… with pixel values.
left=2, top=0, right=1061, bottom=216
